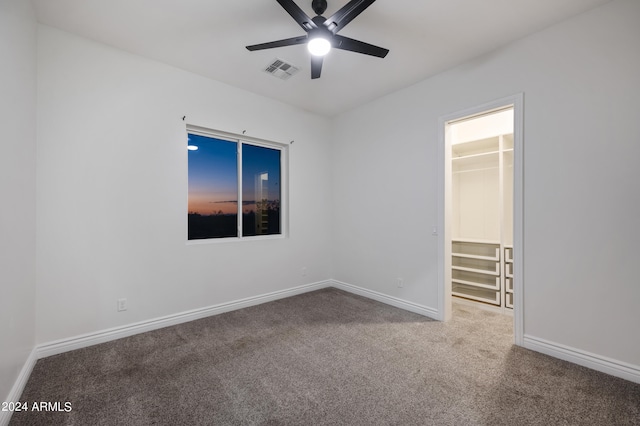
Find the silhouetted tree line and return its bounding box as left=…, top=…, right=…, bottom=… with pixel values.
left=188, top=200, right=280, bottom=239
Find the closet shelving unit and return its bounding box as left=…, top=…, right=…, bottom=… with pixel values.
left=451, top=239, right=501, bottom=305
left=451, top=130, right=514, bottom=312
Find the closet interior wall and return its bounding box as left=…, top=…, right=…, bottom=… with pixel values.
left=450, top=108, right=514, bottom=313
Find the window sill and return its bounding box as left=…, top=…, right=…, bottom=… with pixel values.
left=186, top=234, right=286, bottom=245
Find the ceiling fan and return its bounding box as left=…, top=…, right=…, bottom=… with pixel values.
left=246, top=0, right=389, bottom=79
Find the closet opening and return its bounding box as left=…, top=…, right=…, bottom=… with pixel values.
left=439, top=95, right=523, bottom=344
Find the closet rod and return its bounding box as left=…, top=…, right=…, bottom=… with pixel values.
left=452, top=150, right=500, bottom=160
left=453, top=166, right=499, bottom=174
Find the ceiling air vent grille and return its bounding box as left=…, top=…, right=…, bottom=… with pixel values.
left=264, top=58, right=300, bottom=80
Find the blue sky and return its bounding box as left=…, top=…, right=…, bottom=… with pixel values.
left=188, top=134, right=280, bottom=215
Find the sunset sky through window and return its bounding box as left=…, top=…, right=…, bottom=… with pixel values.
left=188, top=134, right=280, bottom=216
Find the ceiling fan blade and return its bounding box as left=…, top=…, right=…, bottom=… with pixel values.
left=333, top=34, right=389, bottom=58
left=276, top=0, right=317, bottom=32
left=323, top=0, right=377, bottom=34
left=246, top=35, right=308, bottom=51
left=310, top=55, right=323, bottom=79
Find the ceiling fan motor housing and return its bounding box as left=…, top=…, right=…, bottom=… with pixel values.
left=309, top=16, right=333, bottom=46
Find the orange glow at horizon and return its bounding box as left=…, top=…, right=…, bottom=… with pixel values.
left=188, top=192, right=236, bottom=215
left=188, top=194, right=257, bottom=216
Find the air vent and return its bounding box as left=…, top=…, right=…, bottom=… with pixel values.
left=264, top=58, right=300, bottom=80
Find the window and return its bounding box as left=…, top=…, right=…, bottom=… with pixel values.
left=187, top=126, right=286, bottom=241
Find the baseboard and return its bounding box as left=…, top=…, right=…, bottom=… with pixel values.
left=35, top=279, right=439, bottom=361
left=523, top=335, right=640, bottom=384
left=330, top=279, right=440, bottom=320
left=0, top=348, right=37, bottom=426
left=15, top=279, right=639, bottom=416
left=36, top=280, right=331, bottom=359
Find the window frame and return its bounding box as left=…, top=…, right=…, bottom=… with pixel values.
left=186, top=124, right=288, bottom=244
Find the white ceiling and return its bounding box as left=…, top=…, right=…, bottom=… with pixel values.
left=33, top=0, right=612, bottom=117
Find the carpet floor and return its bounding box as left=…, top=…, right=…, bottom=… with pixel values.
left=10, top=288, right=640, bottom=425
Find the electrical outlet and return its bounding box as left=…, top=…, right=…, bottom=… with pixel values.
left=117, top=298, right=127, bottom=312
left=397, top=278, right=404, bottom=288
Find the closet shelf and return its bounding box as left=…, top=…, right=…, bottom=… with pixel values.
left=505, top=293, right=513, bottom=308
left=451, top=136, right=499, bottom=157
left=452, top=278, right=500, bottom=291
left=453, top=238, right=500, bottom=245
left=504, top=246, right=513, bottom=263
left=452, top=284, right=501, bottom=306
left=505, top=263, right=513, bottom=278
left=452, top=265, right=500, bottom=276
left=452, top=252, right=499, bottom=261
left=505, top=277, right=513, bottom=293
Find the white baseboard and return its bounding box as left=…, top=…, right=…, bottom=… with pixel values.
left=330, top=279, right=440, bottom=320
left=524, top=335, right=640, bottom=384
left=0, top=348, right=37, bottom=426
left=36, top=280, right=331, bottom=359
left=7, top=279, right=639, bottom=424
left=37, top=279, right=438, bottom=360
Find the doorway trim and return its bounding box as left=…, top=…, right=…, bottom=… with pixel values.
left=437, top=93, right=524, bottom=346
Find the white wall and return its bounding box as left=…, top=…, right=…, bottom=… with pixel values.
left=331, top=0, right=640, bottom=367
left=0, top=0, right=37, bottom=402
left=36, top=26, right=332, bottom=344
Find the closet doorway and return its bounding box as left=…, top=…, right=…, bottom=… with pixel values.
left=438, top=95, right=523, bottom=345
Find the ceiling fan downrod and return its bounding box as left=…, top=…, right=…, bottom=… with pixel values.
left=312, top=0, right=328, bottom=15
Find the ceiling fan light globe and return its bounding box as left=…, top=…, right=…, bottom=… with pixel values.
left=308, top=37, right=331, bottom=56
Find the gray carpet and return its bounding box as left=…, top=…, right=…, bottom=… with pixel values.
left=10, top=288, right=640, bottom=425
